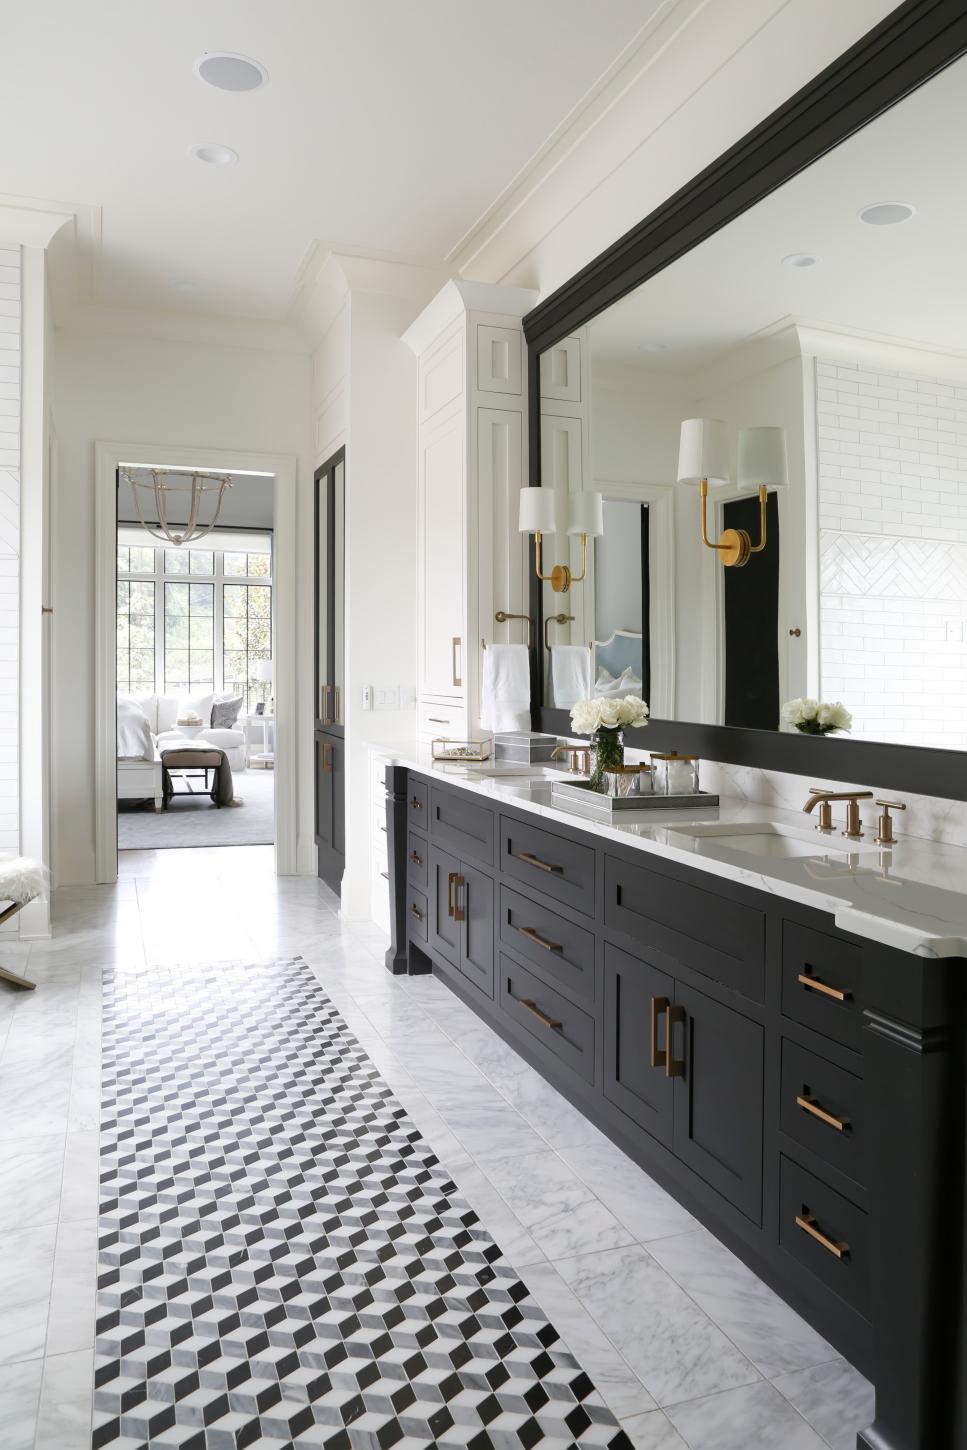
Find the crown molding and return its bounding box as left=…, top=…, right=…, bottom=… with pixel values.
left=292, top=241, right=452, bottom=347
left=0, top=196, right=78, bottom=250
left=401, top=279, right=541, bottom=356
left=55, top=300, right=310, bottom=355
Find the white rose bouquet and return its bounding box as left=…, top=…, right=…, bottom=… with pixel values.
left=570, top=695, right=649, bottom=789
left=781, top=698, right=852, bottom=736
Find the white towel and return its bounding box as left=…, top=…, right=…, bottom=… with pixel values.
left=550, top=645, right=591, bottom=708
left=480, top=644, right=531, bottom=732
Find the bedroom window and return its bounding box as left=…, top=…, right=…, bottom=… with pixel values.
left=116, top=530, right=272, bottom=708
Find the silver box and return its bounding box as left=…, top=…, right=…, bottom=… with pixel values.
left=551, top=780, right=719, bottom=817
left=494, top=732, right=561, bottom=764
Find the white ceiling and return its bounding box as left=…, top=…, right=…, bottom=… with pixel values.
left=1, top=0, right=661, bottom=323
left=589, top=53, right=967, bottom=371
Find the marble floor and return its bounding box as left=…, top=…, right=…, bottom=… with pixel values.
left=0, top=844, right=874, bottom=1450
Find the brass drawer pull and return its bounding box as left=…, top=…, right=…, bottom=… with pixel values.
left=380, top=871, right=389, bottom=880
left=798, top=970, right=849, bottom=1002
left=380, top=825, right=387, bottom=833
left=517, top=925, right=562, bottom=953
left=447, top=872, right=465, bottom=923
left=650, top=995, right=669, bottom=1069
left=409, top=851, right=423, bottom=866
left=520, top=998, right=562, bottom=1031
left=447, top=871, right=457, bottom=919
left=409, top=904, right=424, bottom=922
left=409, top=796, right=423, bottom=810
left=797, top=1091, right=849, bottom=1132
left=666, top=1003, right=686, bottom=1078
left=516, top=850, right=563, bottom=874
left=427, top=717, right=449, bottom=724
left=796, top=1208, right=849, bottom=1260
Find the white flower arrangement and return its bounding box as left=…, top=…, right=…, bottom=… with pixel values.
left=570, top=695, right=649, bottom=735
left=781, top=697, right=852, bottom=736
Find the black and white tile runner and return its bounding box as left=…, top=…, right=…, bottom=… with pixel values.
left=95, top=957, right=633, bottom=1449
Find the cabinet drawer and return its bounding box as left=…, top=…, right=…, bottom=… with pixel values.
left=407, top=778, right=428, bottom=829
left=499, top=953, right=595, bottom=1085
left=499, top=886, right=596, bottom=1007
left=406, top=832, right=428, bottom=889
left=780, top=1040, right=865, bottom=1190
left=418, top=699, right=468, bottom=738
left=430, top=787, right=494, bottom=866
left=779, top=1156, right=869, bottom=1319
left=500, top=816, right=595, bottom=917
left=407, top=886, right=428, bottom=945
left=781, top=921, right=864, bottom=1052
left=605, top=855, right=765, bottom=1002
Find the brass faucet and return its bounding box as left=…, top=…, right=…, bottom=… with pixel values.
left=551, top=742, right=590, bottom=774
left=803, top=787, right=874, bottom=839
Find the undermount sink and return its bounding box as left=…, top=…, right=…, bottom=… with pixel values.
left=665, top=820, right=882, bottom=859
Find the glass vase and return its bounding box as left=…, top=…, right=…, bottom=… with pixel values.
left=589, top=728, right=624, bottom=792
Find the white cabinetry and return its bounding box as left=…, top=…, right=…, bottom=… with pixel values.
left=404, top=281, right=539, bottom=740
left=538, top=330, right=592, bottom=659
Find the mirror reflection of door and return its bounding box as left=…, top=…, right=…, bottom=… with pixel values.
left=592, top=499, right=650, bottom=702
left=721, top=492, right=780, bottom=729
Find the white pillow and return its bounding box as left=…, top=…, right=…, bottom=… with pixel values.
left=157, top=696, right=179, bottom=733
left=176, top=691, right=216, bottom=727
left=594, top=666, right=643, bottom=699
left=118, top=693, right=159, bottom=734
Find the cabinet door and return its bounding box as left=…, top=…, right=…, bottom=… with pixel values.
left=330, top=734, right=345, bottom=861
left=460, top=863, right=494, bottom=999
left=315, top=733, right=332, bottom=851
left=316, top=731, right=344, bottom=894
left=603, top=944, right=674, bottom=1150
left=419, top=412, right=466, bottom=698
left=428, top=845, right=461, bottom=968
left=672, top=983, right=764, bottom=1224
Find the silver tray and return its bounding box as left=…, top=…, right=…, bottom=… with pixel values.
left=551, top=781, right=719, bottom=816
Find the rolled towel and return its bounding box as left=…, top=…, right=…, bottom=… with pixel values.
left=480, top=644, right=531, bottom=732
left=550, top=645, right=592, bottom=708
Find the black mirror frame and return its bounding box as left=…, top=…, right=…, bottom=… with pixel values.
left=524, top=0, right=967, bottom=800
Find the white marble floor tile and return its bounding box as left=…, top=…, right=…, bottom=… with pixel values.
left=496, top=1066, right=611, bottom=1150
left=35, top=1348, right=93, bottom=1450
left=483, top=1148, right=635, bottom=1261
left=665, top=1380, right=830, bottom=1450
left=451, top=1162, right=548, bottom=1270
left=619, top=1409, right=689, bottom=1450
left=46, top=1220, right=97, bottom=1356
left=59, top=1132, right=100, bottom=1222
left=772, top=1358, right=876, bottom=1450
left=0, top=1068, right=72, bottom=1140
left=0, top=1135, right=65, bottom=1228
left=555, top=1244, right=760, bottom=1408
left=0, top=1224, right=57, bottom=1365
left=646, top=1228, right=838, bottom=1378
left=437, top=1097, right=550, bottom=1166
left=558, top=1140, right=699, bottom=1243
left=0, top=1356, right=43, bottom=1450
left=519, top=1261, right=656, bottom=1421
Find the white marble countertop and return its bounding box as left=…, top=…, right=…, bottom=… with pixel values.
left=381, top=746, right=967, bottom=959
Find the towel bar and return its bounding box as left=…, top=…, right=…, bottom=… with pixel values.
left=489, top=611, right=533, bottom=650
left=544, top=613, right=575, bottom=651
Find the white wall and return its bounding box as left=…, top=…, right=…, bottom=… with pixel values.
left=0, top=246, right=21, bottom=892
left=50, top=330, right=313, bottom=885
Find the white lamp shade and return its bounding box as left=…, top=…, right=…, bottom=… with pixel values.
left=566, top=491, right=604, bottom=537
left=253, top=659, right=273, bottom=682
left=738, top=426, right=788, bottom=489
left=677, top=417, right=729, bottom=487
left=518, top=488, right=557, bottom=534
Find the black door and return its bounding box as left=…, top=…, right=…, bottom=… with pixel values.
left=460, top=863, right=494, bottom=999
left=315, top=448, right=345, bottom=890
left=315, top=729, right=343, bottom=893
left=672, top=982, right=764, bottom=1224
left=603, top=943, right=674, bottom=1149
left=428, top=845, right=461, bottom=968
left=723, top=490, right=779, bottom=729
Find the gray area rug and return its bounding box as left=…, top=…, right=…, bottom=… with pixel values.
left=118, top=764, right=274, bottom=850
left=94, top=954, right=632, bottom=1448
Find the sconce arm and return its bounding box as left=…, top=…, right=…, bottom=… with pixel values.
left=700, top=478, right=729, bottom=553
left=748, top=485, right=769, bottom=555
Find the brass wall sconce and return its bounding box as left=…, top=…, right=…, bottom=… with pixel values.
left=677, top=419, right=787, bottom=569
left=519, top=488, right=604, bottom=593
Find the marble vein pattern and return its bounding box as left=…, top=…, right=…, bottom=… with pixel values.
left=93, top=953, right=633, bottom=1448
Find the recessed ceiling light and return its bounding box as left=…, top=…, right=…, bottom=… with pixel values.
left=194, top=52, right=268, bottom=91
left=190, top=143, right=238, bottom=166
left=637, top=341, right=669, bottom=354
left=858, top=200, right=916, bottom=226
left=173, top=280, right=199, bottom=293
left=781, top=253, right=821, bottom=269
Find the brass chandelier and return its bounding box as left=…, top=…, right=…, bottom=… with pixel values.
left=123, top=467, right=233, bottom=547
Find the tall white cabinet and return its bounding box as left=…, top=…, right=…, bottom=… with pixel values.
left=404, top=281, right=539, bottom=740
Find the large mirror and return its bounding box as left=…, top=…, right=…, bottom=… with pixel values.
left=532, top=49, right=967, bottom=759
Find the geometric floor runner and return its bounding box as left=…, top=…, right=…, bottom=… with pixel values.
left=94, top=957, right=632, bottom=1448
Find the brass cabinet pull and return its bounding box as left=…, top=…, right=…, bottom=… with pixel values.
left=798, top=970, right=849, bottom=1002
left=797, top=1092, right=849, bottom=1132
left=334, top=685, right=341, bottom=724
left=446, top=871, right=457, bottom=919
left=796, top=1209, right=848, bottom=1260
left=409, top=904, right=424, bottom=922
left=321, top=742, right=333, bottom=773
left=427, top=717, right=449, bottom=724
left=666, top=1003, right=686, bottom=1078
left=520, top=998, right=562, bottom=1031
left=409, top=796, right=423, bottom=810
left=650, top=995, right=669, bottom=1069
left=380, top=871, right=389, bottom=880
left=452, top=873, right=465, bottom=923
left=451, top=636, right=463, bottom=688
left=517, top=925, right=562, bottom=953
left=409, top=851, right=423, bottom=866
left=515, top=851, right=563, bottom=874
left=380, top=825, right=387, bottom=833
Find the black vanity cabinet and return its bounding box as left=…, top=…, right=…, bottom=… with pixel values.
left=383, top=768, right=967, bottom=1450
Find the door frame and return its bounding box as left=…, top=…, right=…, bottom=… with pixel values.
left=94, top=439, right=298, bottom=883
